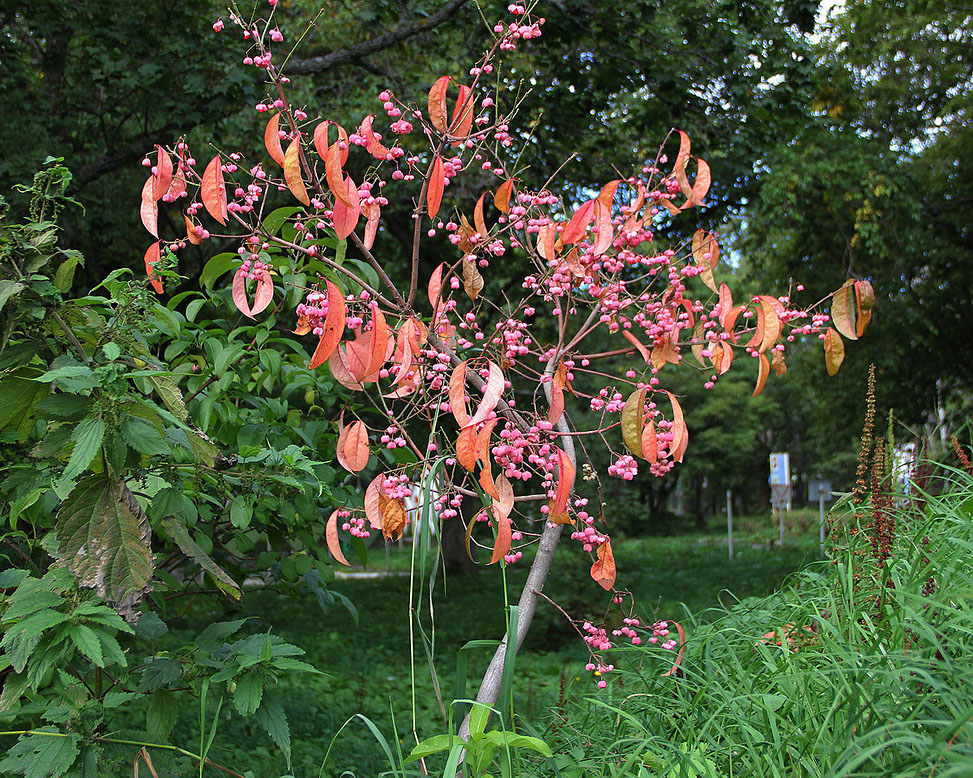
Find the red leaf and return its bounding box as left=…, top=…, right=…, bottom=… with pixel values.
left=591, top=200, right=614, bottom=256
left=450, top=84, right=475, bottom=143
left=314, top=121, right=348, bottom=166
left=366, top=307, right=389, bottom=377
left=359, top=114, right=391, bottom=160
left=362, top=201, right=381, bottom=250
left=166, top=164, right=188, bottom=200
left=548, top=447, right=575, bottom=523
left=332, top=175, right=360, bottom=240
left=641, top=420, right=658, bottom=464
left=428, top=75, right=450, bottom=133
left=673, top=130, right=691, bottom=177
left=284, top=137, right=310, bottom=206
left=691, top=158, right=711, bottom=205
left=474, top=192, right=489, bottom=238
left=470, top=361, right=504, bottom=426
left=201, top=156, right=227, bottom=225
left=264, top=113, right=286, bottom=167
left=231, top=267, right=253, bottom=318
left=561, top=200, right=594, bottom=246
left=308, top=280, right=346, bottom=369
left=428, top=262, right=445, bottom=315
left=251, top=274, right=274, bottom=316
left=365, top=475, right=384, bottom=529
left=144, top=241, right=163, bottom=294
left=494, top=179, right=514, bottom=214
left=590, top=540, right=616, bottom=590
left=329, top=348, right=365, bottom=391
left=757, top=296, right=782, bottom=353
left=489, top=511, right=512, bottom=565
left=343, top=420, right=369, bottom=472
left=153, top=146, right=173, bottom=200
left=718, top=283, right=733, bottom=328
left=326, top=510, right=350, bottom=566
left=140, top=176, right=158, bottom=238
left=427, top=154, right=445, bottom=220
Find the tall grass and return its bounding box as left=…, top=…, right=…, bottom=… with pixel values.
left=547, top=466, right=973, bottom=777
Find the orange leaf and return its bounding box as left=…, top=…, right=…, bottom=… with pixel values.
left=428, top=262, right=445, bottom=315
left=752, top=352, right=771, bottom=397
left=359, top=114, right=391, bottom=160
left=641, top=420, right=658, bottom=464
left=365, top=307, right=389, bottom=377
left=489, top=511, right=512, bottom=565
left=673, top=130, right=691, bottom=177
left=757, top=296, right=782, bottom=353
left=823, top=328, right=845, bottom=376
left=548, top=447, right=575, bottom=523
left=621, top=329, right=651, bottom=364
left=831, top=281, right=858, bottom=340
left=314, top=121, right=348, bottom=166
left=456, top=425, right=478, bottom=472
left=326, top=142, right=355, bottom=207
left=495, top=472, right=515, bottom=519
left=591, top=200, right=614, bottom=256
left=474, top=192, right=489, bottom=238
left=475, top=418, right=498, bottom=465
left=427, top=75, right=450, bottom=133
left=379, top=493, right=408, bottom=540
left=427, top=154, right=445, bottom=220
left=343, top=420, right=370, bottom=472
left=308, top=280, right=346, bottom=369
left=479, top=460, right=499, bottom=500
left=590, top=540, right=616, bottom=590
left=184, top=214, right=204, bottom=245
left=718, top=283, right=733, bottom=328
left=140, top=176, right=158, bottom=238
left=329, top=348, right=365, bottom=392
left=144, top=241, right=163, bottom=294
left=854, top=280, right=875, bottom=337
left=462, top=257, right=484, bottom=300
left=548, top=362, right=566, bottom=426
left=284, top=137, right=310, bottom=206
left=664, top=391, right=688, bottom=463
left=201, top=156, right=227, bottom=225
left=449, top=360, right=470, bottom=426
left=264, top=113, right=286, bottom=167
left=325, top=510, right=350, bottom=566
left=494, top=179, right=514, bottom=214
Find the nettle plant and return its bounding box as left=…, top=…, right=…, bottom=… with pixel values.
left=142, top=0, right=871, bottom=732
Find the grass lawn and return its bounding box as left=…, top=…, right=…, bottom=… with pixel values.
left=157, top=531, right=822, bottom=776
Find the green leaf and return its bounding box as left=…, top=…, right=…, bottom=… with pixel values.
left=0, top=377, right=48, bottom=437
left=62, top=416, right=104, bottom=482
left=162, top=519, right=241, bottom=600
left=469, top=702, right=491, bottom=737
left=102, top=690, right=136, bottom=708
left=232, top=671, right=264, bottom=715
left=67, top=624, right=104, bottom=667
left=53, top=252, right=83, bottom=293
left=0, top=729, right=80, bottom=778
left=406, top=734, right=465, bottom=763
left=138, top=658, right=182, bottom=691
left=0, top=568, right=30, bottom=589
left=120, top=413, right=168, bottom=456
left=133, top=610, right=168, bottom=639
left=55, top=476, right=153, bottom=616
left=200, top=252, right=240, bottom=290
left=148, top=373, right=188, bottom=420
left=33, top=365, right=100, bottom=392
left=146, top=689, right=177, bottom=740
left=194, top=618, right=248, bottom=650
left=254, top=695, right=291, bottom=769
left=3, top=588, right=63, bottom=621
left=0, top=280, right=25, bottom=313
left=229, top=496, right=252, bottom=529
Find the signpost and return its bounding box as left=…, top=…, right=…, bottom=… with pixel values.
left=770, top=452, right=791, bottom=545
left=726, top=489, right=734, bottom=559
left=808, top=478, right=833, bottom=553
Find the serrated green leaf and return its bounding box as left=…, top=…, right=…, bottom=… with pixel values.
left=3, top=589, right=63, bottom=621
left=120, top=413, right=168, bottom=456
left=232, top=672, right=264, bottom=715
left=101, top=690, right=136, bottom=708
left=35, top=393, right=90, bottom=420
left=0, top=729, right=80, bottom=778
left=0, top=280, right=25, bottom=313
left=133, top=610, right=167, bottom=639
left=194, top=618, right=248, bottom=650
left=62, top=416, right=104, bottom=482
left=138, top=658, right=182, bottom=691
left=53, top=253, right=83, bottom=293
left=0, top=568, right=30, bottom=589
left=0, top=377, right=48, bottom=438
left=55, top=476, right=153, bottom=617
left=254, top=695, right=291, bottom=768
left=33, top=365, right=99, bottom=392
left=67, top=624, right=104, bottom=667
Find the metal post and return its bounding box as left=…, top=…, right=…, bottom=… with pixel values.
left=726, top=489, right=734, bottom=559
left=778, top=504, right=784, bottom=547
left=819, top=491, right=826, bottom=555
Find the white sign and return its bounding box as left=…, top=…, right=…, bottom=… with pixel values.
left=769, top=452, right=790, bottom=486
